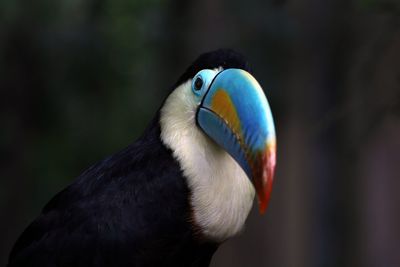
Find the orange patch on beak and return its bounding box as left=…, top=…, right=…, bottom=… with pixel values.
left=211, top=89, right=242, bottom=135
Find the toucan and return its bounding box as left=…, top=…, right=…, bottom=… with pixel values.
left=8, top=49, right=276, bottom=267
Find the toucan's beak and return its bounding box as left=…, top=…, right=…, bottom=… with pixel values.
left=196, top=69, right=276, bottom=213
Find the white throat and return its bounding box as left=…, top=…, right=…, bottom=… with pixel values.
left=160, top=81, right=255, bottom=242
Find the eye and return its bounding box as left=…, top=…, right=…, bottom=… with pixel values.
left=191, top=69, right=219, bottom=98
left=194, top=77, right=203, bottom=91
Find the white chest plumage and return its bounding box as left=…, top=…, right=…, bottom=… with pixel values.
left=160, top=81, right=255, bottom=242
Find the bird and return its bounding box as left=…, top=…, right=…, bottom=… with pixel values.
left=8, top=49, right=276, bottom=267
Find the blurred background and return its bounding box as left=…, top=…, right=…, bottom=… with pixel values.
left=1, top=0, right=400, bottom=266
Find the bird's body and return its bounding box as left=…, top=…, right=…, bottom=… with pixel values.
left=9, top=114, right=217, bottom=267
left=8, top=49, right=276, bottom=267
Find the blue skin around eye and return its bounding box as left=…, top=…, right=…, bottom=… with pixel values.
left=192, top=69, right=218, bottom=98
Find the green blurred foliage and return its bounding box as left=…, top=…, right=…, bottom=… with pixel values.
left=1, top=0, right=167, bottom=196
left=358, top=0, right=400, bottom=13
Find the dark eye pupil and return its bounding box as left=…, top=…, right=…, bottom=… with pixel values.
left=194, top=77, right=203, bottom=90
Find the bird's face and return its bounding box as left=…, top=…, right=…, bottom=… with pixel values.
left=160, top=50, right=276, bottom=240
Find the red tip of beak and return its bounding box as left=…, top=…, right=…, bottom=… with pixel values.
left=251, top=143, right=276, bottom=214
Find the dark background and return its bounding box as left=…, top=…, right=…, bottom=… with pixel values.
left=1, top=0, right=400, bottom=266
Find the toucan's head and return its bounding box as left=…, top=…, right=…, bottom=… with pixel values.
left=160, top=49, right=276, bottom=241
